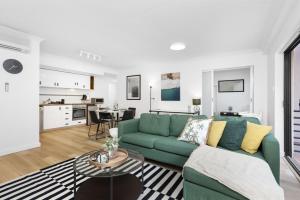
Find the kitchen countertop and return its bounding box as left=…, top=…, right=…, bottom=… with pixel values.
left=39, top=103, right=95, bottom=107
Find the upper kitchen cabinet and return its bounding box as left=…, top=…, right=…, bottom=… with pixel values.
left=40, top=69, right=59, bottom=88
left=40, top=68, right=90, bottom=90
left=72, top=73, right=90, bottom=89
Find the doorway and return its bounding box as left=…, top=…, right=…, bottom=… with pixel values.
left=284, top=34, right=300, bottom=174
left=202, top=66, right=254, bottom=117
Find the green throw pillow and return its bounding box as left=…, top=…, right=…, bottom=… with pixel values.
left=218, top=119, right=247, bottom=150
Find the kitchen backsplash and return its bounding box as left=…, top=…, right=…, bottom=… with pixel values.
left=39, top=87, right=93, bottom=104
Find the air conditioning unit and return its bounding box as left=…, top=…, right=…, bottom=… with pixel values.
left=0, top=40, right=30, bottom=53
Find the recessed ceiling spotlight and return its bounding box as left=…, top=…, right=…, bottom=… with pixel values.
left=170, top=42, right=186, bottom=51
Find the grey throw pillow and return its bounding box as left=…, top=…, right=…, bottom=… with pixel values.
left=218, top=119, right=247, bottom=150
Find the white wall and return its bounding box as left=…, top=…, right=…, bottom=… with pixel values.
left=92, top=75, right=117, bottom=108
left=266, top=0, right=300, bottom=156
left=214, top=68, right=250, bottom=114
left=202, top=71, right=212, bottom=116
left=0, top=29, right=41, bottom=156
left=117, top=51, right=268, bottom=122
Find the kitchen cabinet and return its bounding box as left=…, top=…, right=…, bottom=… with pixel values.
left=43, top=105, right=72, bottom=129
left=70, top=73, right=90, bottom=89
left=63, top=106, right=73, bottom=126
left=70, top=119, right=86, bottom=126
left=42, top=105, right=86, bottom=130
left=40, top=69, right=60, bottom=88
left=76, top=75, right=90, bottom=89
left=40, top=69, right=90, bottom=90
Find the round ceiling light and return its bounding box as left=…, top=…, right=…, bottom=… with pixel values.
left=170, top=42, right=186, bottom=51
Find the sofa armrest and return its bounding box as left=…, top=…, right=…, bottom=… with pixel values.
left=118, top=119, right=140, bottom=137
left=261, top=133, right=280, bottom=184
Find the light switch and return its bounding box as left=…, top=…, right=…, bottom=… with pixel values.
left=5, top=82, right=9, bottom=92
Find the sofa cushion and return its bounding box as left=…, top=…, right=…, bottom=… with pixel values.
left=218, top=119, right=247, bottom=150
left=214, top=115, right=261, bottom=125
left=178, top=118, right=212, bottom=145
left=183, top=167, right=248, bottom=200
left=170, top=115, right=190, bottom=136
left=207, top=121, right=227, bottom=147
left=217, top=147, right=265, bottom=160
left=121, top=132, right=163, bottom=148
left=183, top=149, right=264, bottom=200
left=170, top=114, right=207, bottom=137
left=139, top=113, right=170, bottom=136
left=241, top=122, right=272, bottom=154
left=154, top=136, right=197, bottom=157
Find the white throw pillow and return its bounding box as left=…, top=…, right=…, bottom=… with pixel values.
left=178, top=118, right=212, bottom=145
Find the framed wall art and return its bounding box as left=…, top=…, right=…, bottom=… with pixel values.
left=126, top=75, right=141, bottom=100
left=161, top=72, right=180, bottom=101
left=218, top=79, right=244, bottom=92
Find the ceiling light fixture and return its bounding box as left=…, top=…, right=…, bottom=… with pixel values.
left=79, top=50, right=102, bottom=62
left=170, top=42, right=186, bottom=51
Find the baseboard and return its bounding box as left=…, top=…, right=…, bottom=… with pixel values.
left=280, top=150, right=285, bottom=157
left=0, top=142, right=41, bottom=156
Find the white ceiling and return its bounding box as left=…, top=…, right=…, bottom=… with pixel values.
left=0, top=0, right=286, bottom=68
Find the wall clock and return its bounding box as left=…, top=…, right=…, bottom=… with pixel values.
left=3, top=59, right=23, bottom=74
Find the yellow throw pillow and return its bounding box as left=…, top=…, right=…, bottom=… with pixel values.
left=241, top=122, right=272, bottom=154
left=207, top=121, right=227, bottom=147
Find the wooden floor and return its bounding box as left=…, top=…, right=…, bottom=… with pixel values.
left=0, top=125, right=106, bottom=184
left=0, top=126, right=300, bottom=199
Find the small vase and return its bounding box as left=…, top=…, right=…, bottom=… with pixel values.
left=108, top=149, right=116, bottom=158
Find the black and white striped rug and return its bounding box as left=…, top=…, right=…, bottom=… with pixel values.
left=0, top=158, right=183, bottom=200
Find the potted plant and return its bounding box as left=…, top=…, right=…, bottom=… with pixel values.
left=105, top=137, right=119, bottom=158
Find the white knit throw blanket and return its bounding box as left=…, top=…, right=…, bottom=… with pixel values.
left=184, top=145, right=284, bottom=200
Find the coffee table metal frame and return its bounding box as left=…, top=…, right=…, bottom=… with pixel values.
left=73, top=149, right=144, bottom=200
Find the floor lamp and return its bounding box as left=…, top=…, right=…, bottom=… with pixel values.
left=149, top=86, right=152, bottom=112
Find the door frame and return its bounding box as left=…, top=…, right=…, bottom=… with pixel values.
left=283, top=34, right=300, bottom=175
left=284, top=35, right=300, bottom=153
left=202, top=66, right=254, bottom=116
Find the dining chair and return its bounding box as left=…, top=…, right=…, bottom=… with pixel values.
left=128, top=107, right=136, bottom=118
left=99, top=112, right=114, bottom=129
left=115, top=110, right=134, bottom=126
left=122, top=110, right=134, bottom=120
left=88, top=111, right=106, bottom=139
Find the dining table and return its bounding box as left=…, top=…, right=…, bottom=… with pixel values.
left=95, top=108, right=127, bottom=127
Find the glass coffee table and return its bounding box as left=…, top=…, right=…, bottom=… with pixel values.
left=73, top=148, right=144, bottom=200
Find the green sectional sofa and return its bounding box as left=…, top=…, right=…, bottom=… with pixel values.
left=119, top=113, right=207, bottom=167
left=118, top=113, right=280, bottom=200
left=183, top=133, right=280, bottom=200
